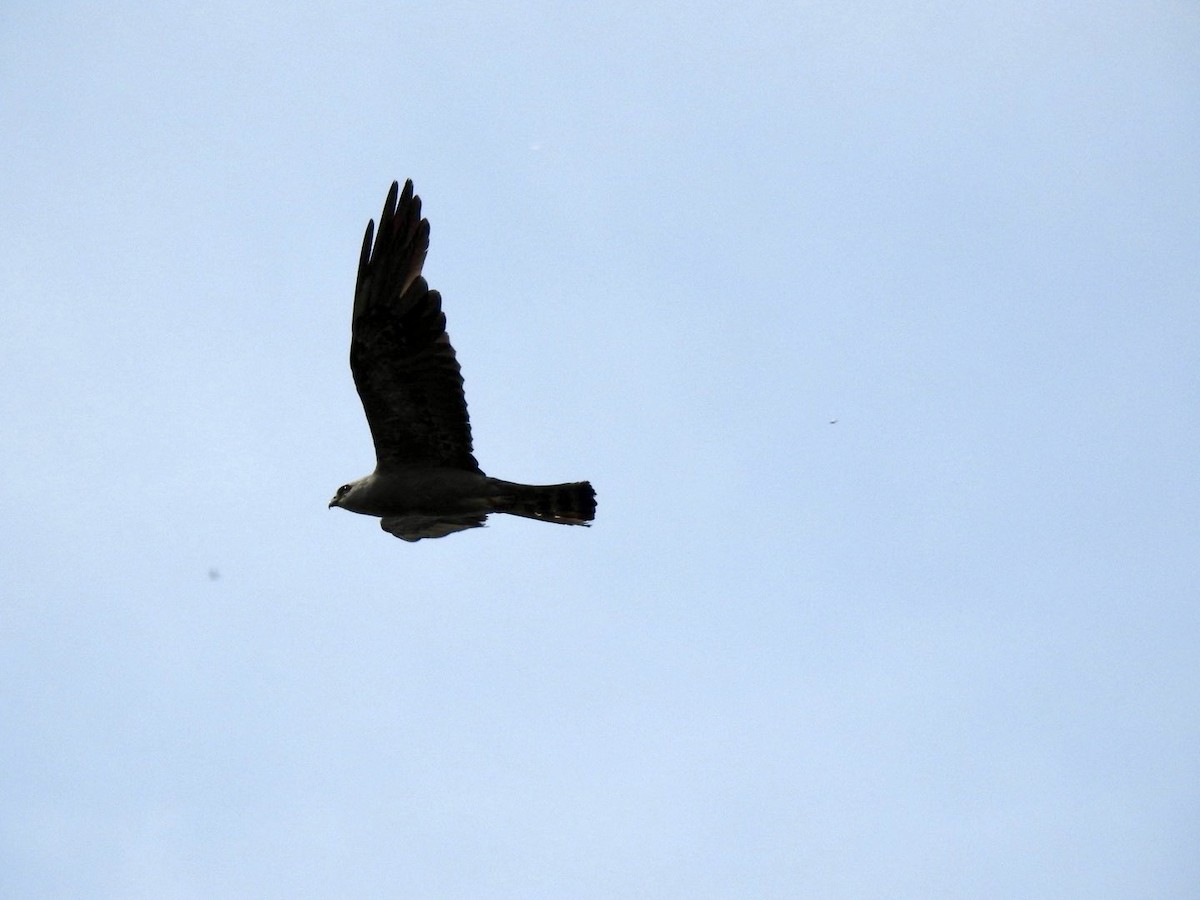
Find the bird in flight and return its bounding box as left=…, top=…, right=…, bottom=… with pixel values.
left=329, top=180, right=596, bottom=542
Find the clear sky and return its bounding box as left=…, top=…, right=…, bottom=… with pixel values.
left=2, top=3, right=1198, bottom=897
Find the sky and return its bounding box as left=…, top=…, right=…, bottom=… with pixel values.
left=2, top=2, right=1199, bottom=897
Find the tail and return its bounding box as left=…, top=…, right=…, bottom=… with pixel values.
left=489, top=480, right=596, bottom=527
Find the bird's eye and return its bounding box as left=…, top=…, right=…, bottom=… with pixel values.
left=338, top=484, right=351, bottom=496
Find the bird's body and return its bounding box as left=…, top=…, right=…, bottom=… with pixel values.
left=329, top=180, right=595, bottom=542
left=332, top=467, right=496, bottom=519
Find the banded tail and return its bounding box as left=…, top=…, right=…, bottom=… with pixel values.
left=490, top=480, right=596, bottom=527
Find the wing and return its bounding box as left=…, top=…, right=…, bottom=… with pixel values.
left=381, top=513, right=488, bottom=542
left=350, top=180, right=480, bottom=473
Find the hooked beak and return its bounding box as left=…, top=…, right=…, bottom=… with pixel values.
left=328, top=497, right=339, bottom=509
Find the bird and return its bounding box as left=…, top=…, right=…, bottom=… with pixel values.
left=329, top=180, right=596, bottom=542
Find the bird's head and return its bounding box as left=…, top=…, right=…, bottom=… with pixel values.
left=330, top=475, right=377, bottom=513
left=329, top=482, right=354, bottom=509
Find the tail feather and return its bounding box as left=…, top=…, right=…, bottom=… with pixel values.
left=491, top=480, right=596, bottom=526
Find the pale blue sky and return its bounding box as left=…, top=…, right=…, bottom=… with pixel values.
left=3, top=3, right=1199, bottom=897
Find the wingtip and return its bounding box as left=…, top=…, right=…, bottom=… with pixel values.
left=360, top=212, right=374, bottom=245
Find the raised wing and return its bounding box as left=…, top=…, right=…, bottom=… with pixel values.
left=350, top=180, right=480, bottom=473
